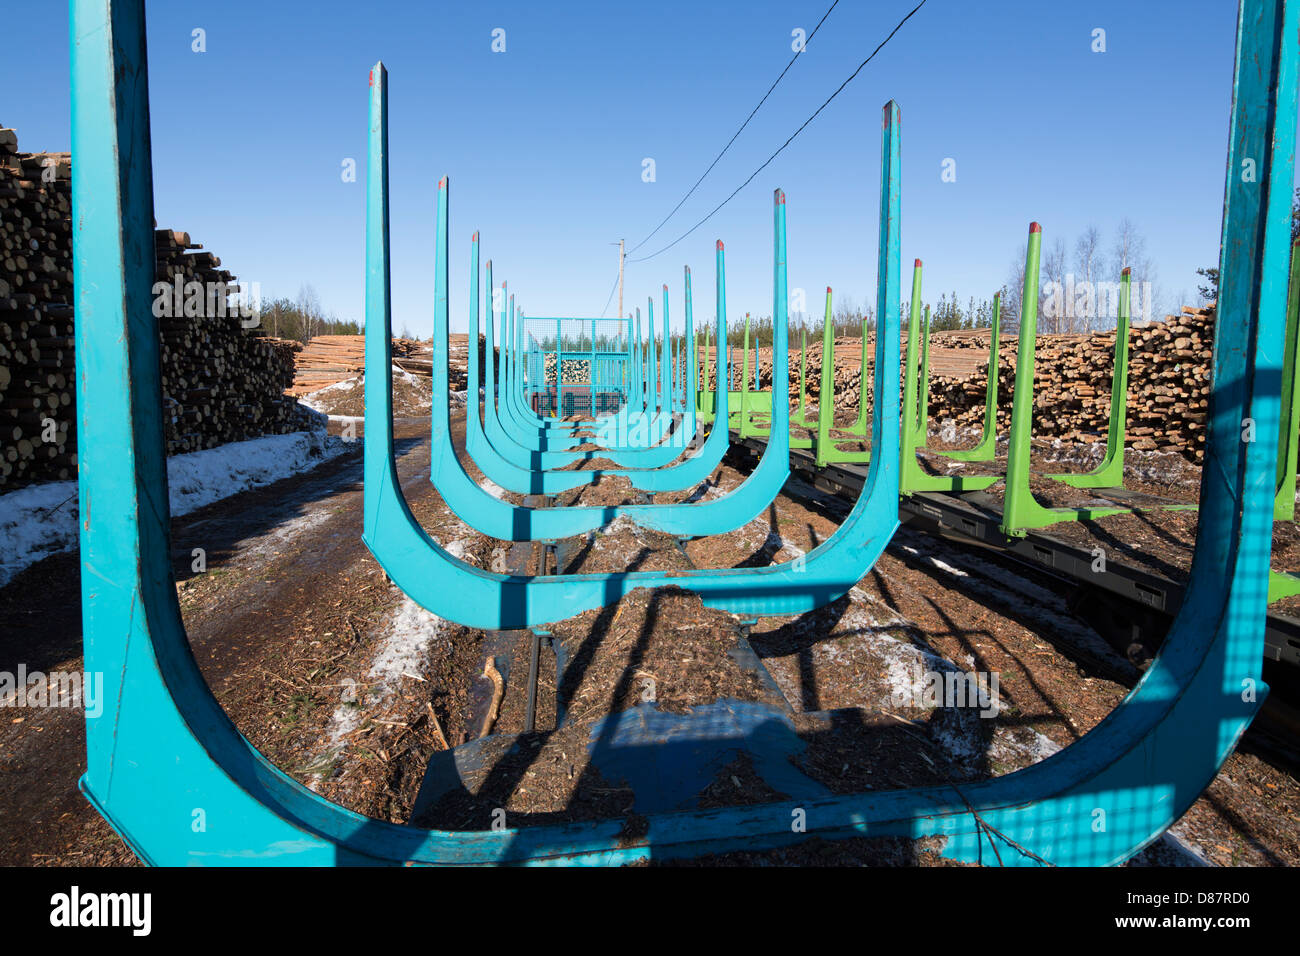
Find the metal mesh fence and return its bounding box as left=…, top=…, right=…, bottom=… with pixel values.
left=522, top=317, right=632, bottom=414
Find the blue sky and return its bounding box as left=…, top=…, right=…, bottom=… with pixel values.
left=10, top=1, right=1254, bottom=335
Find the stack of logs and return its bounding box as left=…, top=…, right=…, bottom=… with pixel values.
left=543, top=354, right=593, bottom=385
left=929, top=305, right=1215, bottom=460
left=692, top=308, right=1216, bottom=462
left=1, top=125, right=307, bottom=491
left=152, top=230, right=307, bottom=456
left=1, top=133, right=76, bottom=487
left=288, top=334, right=440, bottom=396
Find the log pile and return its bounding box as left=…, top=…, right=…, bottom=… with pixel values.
left=542, top=354, right=593, bottom=385
left=1, top=125, right=308, bottom=490
left=288, top=334, right=443, bottom=396
left=929, top=306, right=1215, bottom=461
left=691, top=310, right=1216, bottom=462
left=151, top=230, right=307, bottom=456
left=1, top=135, right=77, bottom=487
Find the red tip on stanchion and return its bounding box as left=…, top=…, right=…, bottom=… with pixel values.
left=826, top=286, right=832, bottom=294
left=717, top=240, right=724, bottom=251
left=663, top=284, right=668, bottom=291
left=438, top=176, right=447, bottom=189
left=486, top=259, right=492, bottom=269
left=472, top=231, right=479, bottom=241
left=1121, top=266, right=1131, bottom=276
left=1030, top=222, right=1041, bottom=233
left=914, top=258, right=922, bottom=268
left=775, top=188, right=785, bottom=204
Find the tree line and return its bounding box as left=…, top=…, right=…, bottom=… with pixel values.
left=254, top=284, right=360, bottom=343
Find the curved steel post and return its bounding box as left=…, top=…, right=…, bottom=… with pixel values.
left=363, top=98, right=891, bottom=630
left=496, top=304, right=586, bottom=451
left=76, top=0, right=1289, bottom=866
left=463, top=291, right=723, bottom=494
left=470, top=275, right=604, bottom=492
left=593, top=286, right=699, bottom=468
left=463, top=257, right=603, bottom=493
left=436, top=208, right=739, bottom=536
left=918, top=304, right=931, bottom=435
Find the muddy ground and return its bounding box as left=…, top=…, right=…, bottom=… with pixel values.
left=1, top=410, right=1297, bottom=866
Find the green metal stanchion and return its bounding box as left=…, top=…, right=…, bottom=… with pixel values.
left=736, top=312, right=814, bottom=448
left=1045, top=271, right=1134, bottom=489
left=901, top=261, right=998, bottom=495
left=697, top=324, right=714, bottom=421
left=729, top=314, right=750, bottom=430
left=813, top=287, right=873, bottom=467
left=841, top=313, right=872, bottom=437
left=918, top=304, right=930, bottom=436
left=1268, top=238, right=1300, bottom=601
left=1000, top=226, right=1131, bottom=535
left=731, top=312, right=773, bottom=432
left=941, top=293, right=1001, bottom=462
left=793, top=326, right=813, bottom=427
left=1275, top=237, right=1300, bottom=519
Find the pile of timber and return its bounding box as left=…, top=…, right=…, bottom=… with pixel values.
left=152, top=230, right=306, bottom=456
left=929, top=306, right=1215, bottom=460
left=288, top=334, right=446, bottom=396
left=690, top=309, right=1215, bottom=462
left=542, top=353, right=594, bottom=385
left=0, top=125, right=307, bottom=490
left=0, top=136, right=74, bottom=486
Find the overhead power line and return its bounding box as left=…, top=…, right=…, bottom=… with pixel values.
left=599, top=269, right=620, bottom=317
left=626, top=0, right=842, bottom=255
left=627, top=0, right=929, bottom=265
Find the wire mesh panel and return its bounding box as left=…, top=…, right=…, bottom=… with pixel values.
left=521, top=326, right=554, bottom=413
left=524, top=316, right=631, bottom=415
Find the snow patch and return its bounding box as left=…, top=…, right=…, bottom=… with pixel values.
left=987, top=725, right=1062, bottom=771
left=300, top=365, right=433, bottom=418
left=877, top=632, right=951, bottom=703
left=167, top=431, right=343, bottom=515
left=309, top=594, right=453, bottom=788
left=303, top=377, right=358, bottom=401
left=237, top=508, right=338, bottom=564
left=0, top=430, right=347, bottom=588
left=899, top=543, right=971, bottom=580
left=597, top=513, right=640, bottom=537
left=478, top=477, right=508, bottom=500
left=393, top=364, right=424, bottom=387
left=367, top=596, right=451, bottom=689
left=1160, top=827, right=1213, bottom=866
